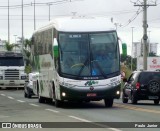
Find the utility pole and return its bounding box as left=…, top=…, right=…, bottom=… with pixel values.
left=34, top=0, right=36, bottom=30
left=14, top=35, right=17, bottom=52
left=131, top=27, right=134, bottom=71
left=134, top=0, right=156, bottom=70
left=48, top=3, right=52, bottom=21
left=22, top=0, right=24, bottom=53
left=8, top=0, right=10, bottom=43
left=31, top=0, right=36, bottom=30
left=148, top=31, right=151, bottom=56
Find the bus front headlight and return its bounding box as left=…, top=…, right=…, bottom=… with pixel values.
left=116, top=91, right=120, bottom=95
left=62, top=92, right=66, bottom=97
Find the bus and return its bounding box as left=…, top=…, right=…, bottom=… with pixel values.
left=31, top=16, right=121, bottom=107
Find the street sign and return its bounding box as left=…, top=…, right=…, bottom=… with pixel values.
left=137, top=57, right=160, bottom=71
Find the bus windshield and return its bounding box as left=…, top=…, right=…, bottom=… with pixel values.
left=0, top=57, right=24, bottom=66
left=59, top=32, right=120, bottom=79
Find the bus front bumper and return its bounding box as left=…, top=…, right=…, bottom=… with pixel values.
left=59, top=84, right=121, bottom=101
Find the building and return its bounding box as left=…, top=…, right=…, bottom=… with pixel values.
left=149, top=43, right=158, bottom=55
left=132, top=42, right=158, bottom=58
left=0, top=40, right=6, bottom=51
left=132, top=42, right=142, bottom=58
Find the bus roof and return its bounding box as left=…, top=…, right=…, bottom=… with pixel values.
left=34, top=16, right=116, bottom=33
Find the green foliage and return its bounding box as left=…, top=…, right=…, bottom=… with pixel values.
left=23, top=38, right=32, bottom=66
left=25, top=65, right=32, bottom=74
left=24, top=38, right=32, bottom=49
left=120, top=54, right=137, bottom=71
left=149, top=52, right=157, bottom=57
left=121, top=65, right=132, bottom=90
left=5, top=41, right=19, bottom=51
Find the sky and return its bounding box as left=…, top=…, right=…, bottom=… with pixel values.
left=0, top=0, right=160, bottom=55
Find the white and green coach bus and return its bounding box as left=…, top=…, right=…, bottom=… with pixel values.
left=31, top=16, right=121, bottom=107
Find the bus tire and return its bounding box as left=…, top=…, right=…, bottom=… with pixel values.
left=104, top=98, right=113, bottom=107
left=27, top=88, right=32, bottom=98
left=24, top=91, right=27, bottom=98
left=154, top=100, right=159, bottom=105
left=27, top=94, right=32, bottom=98
left=39, top=96, right=45, bottom=103
left=55, top=99, right=62, bottom=107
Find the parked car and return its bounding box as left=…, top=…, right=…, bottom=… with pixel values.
left=24, top=72, right=39, bottom=98
left=122, top=70, right=160, bottom=104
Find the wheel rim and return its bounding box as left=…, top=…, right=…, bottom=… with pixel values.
left=149, top=81, right=160, bottom=94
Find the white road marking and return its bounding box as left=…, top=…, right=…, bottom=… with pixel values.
left=0, top=115, right=10, bottom=118
left=108, top=128, right=122, bottom=131
left=29, top=103, right=39, bottom=107
left=68, top=116, right=122, bottom=131
left=68, top=116, right=91, bottom=122
left=7, top=96, right=14, bottom=100
left=1, top=94, right=6, bottom=96
left=45, top=109, right=59, bottom=113
left=17, top=100, right=25, bottom=103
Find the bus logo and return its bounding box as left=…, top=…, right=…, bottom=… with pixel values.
left=85, top=80, right=98, bottom=86
left=90, top=86, right=94, bottom=91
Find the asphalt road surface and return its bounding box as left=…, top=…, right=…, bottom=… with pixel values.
left=0, top=89, right=160, bottom=131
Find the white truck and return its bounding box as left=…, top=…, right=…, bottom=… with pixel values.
left=0, top=51, right=27, bottom=89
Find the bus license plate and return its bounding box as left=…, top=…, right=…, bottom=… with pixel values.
left=87, top=93, right=96, bottom=97
left=148, top=96, right=159, bottom=99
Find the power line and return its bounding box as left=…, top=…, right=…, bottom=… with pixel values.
left=0, top=0, right=82, bottom=9
left=120, top=7, right=143, bottom=28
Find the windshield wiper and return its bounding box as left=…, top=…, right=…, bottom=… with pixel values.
left=76, top=57, right=89, bottom=79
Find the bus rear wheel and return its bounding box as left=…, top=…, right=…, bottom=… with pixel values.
left=104, top=98, right=113, bottom=107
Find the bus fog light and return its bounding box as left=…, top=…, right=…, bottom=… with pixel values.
left=116, top=91, right=120, bottom=95
left=62, top=92, right=66, bottom=97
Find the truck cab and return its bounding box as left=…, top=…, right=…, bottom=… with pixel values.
left=0, top=51, right=27, bottom=89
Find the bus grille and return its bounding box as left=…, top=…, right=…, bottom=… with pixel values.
left=5, top=69, right=20, bottom=80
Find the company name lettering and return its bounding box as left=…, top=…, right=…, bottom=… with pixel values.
left=149, top=65, right=160, bottom=68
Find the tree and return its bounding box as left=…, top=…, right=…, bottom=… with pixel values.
left=24, top=39, right=32, bottom=49
left=21, top=38, right=33, bottom=74
left=120, top=54, right=137, bottom=71
left=5, top=41, right=19, bottom=51
left=149, top=52, right=157, bottom=57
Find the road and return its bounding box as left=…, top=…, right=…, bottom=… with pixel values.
left=0, top=89, right=160, bottom=131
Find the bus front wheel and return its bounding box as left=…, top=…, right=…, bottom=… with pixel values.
left=38, top=95, right=45, bottom=103
left=55, top=99, right=62, bottom=107
left=104, top=98, right=113, bottom=107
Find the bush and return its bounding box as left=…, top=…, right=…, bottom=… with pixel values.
left=25, top=65, right=32, bottom=74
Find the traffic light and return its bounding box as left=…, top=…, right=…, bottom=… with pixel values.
left=122, top=43, right=127, bottom=56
